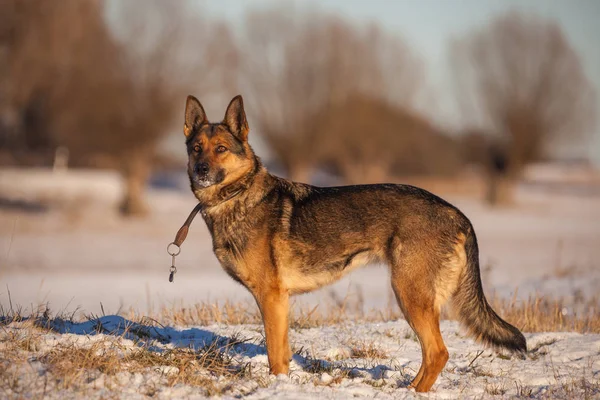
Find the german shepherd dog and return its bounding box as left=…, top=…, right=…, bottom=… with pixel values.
left=182, top=95, right=526, bottom=392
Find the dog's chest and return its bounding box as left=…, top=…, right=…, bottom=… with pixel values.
left=213, top=237, right=247, bottom=283
left=208, top=216, right=254, bottom=285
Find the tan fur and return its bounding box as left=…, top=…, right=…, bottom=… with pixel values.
left=434, top=233, right=467, bottom=311
left=183, top=123, right=192, bottom=137
left=279, top=247, right=377, bottom=294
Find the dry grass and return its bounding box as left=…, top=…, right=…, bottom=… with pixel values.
left=134, top=291, right=600, bottom=334
left=3, top=289, right=599, bottom=338
left=147, top=300, right=262, bottom=326
left=39, top=340, right=250, bottom=395
left=0, top=319, right=256, bottom=397
left=40, top=341, right=123, bottom=390
left=0, top=304, right=260, bottom=397
left=347, top=340, right=389, bottom=359
left=487, top=293, right=600, bottom=333
left=485, top=381, right=508, bottom=396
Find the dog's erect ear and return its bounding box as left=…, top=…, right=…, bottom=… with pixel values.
left=184, top=95, right=207, bottom=137
left=223, top=95, right=249, bottom=142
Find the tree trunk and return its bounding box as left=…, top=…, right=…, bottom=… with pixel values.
left=119, top=148, right=151, bottom=217
left=485, top=172, right=515, bottom=206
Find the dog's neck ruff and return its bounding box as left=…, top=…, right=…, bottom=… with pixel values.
left=212, top=182, right=247, bottom=208
left=199, top=156, right=262, bottom=211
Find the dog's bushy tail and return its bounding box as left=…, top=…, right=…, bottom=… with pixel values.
left=452, top=229, right=527, bottom=354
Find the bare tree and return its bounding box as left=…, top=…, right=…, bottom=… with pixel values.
left=57, top=0, right=238, bottom=215
left=0, top=0, right=237, bottom=215
left=315, top=94, right=461, bottom=183
left=0, top=0, right=103, bottom=163
left=240, top=6, right=425, bottom=182
left=451, top=11, right=596, bottom=204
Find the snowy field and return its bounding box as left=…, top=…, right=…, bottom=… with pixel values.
left=1, top=166, right=599, bottom=398
left=2, top=317, right=599, bottom=399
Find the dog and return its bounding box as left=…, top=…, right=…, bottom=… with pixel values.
left=182, top=94, right=526, bottom=392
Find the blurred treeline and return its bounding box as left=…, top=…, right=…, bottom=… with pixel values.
left=0, top=1, right=595, bottom=214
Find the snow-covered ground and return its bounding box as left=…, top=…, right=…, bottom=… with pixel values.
left=2, top=317, right=599, bottom=399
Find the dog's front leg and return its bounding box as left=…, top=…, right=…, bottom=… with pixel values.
left=254, top=286, right=290, bottom=375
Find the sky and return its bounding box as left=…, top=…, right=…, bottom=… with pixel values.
left=198, top=0, right=600, bottom=165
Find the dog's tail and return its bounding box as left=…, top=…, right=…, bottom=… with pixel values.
left=451, top=228, right=527, bottom=354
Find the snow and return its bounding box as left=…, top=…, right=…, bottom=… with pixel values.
left=2, top=318, right=599, bottom=398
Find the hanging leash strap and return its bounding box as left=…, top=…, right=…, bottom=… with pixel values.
left=167, top=202, right=203, bottom=282
left=166, top=180, right=248, bottom=282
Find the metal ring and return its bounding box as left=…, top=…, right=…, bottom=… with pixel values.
left=167, top=242, right=181, bottom=256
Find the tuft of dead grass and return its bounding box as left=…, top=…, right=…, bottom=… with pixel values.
left=347, top=340, right=388, bottom=359
left=148, top=300, right=262, bottom=327
left=40, top=341, right=123, bottom=389
left=485, top=381, right=508, bottom=395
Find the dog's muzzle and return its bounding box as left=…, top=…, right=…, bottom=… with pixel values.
left=191, top=162, right=225, bottom=188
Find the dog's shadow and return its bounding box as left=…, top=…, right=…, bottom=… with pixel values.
left=42, top=315, right=264, bottom=355
left=41, top=315, right=412, bottom=385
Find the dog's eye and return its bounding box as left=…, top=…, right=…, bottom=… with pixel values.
left=193, top=144, right=201, bottom=153
left=216, top=145, right=228, bottom=153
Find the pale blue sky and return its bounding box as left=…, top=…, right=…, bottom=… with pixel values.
left=200, top=0, right=600, bottom=164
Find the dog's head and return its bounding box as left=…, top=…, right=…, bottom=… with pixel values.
left=184, top=95, right=255, bottom=194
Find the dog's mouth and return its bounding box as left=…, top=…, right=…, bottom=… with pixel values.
left=190, top=169, right=225, bottom=189
left=192, top=177, right=213, bottom=189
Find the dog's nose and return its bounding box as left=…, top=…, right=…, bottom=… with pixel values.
left=195, top=162, right=209, bottom=176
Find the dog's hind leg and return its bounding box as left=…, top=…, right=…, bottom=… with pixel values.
left=389, top=241, right=449, bottom=392
left=254, top=285, right=291, bottom=375
left=405, top=303, right=448, bottom=392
